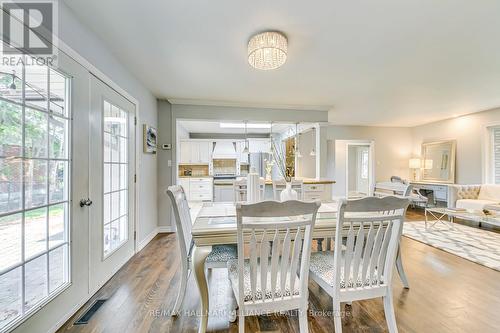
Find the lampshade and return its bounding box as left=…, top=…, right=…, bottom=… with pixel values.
left=248, top=31, right=287, bottom=70
left=424, top=159, right=433, bottom=170
left=409, top=158, right=421, bottom=169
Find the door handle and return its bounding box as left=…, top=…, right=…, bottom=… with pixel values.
left=79, top=198, right=93, bottom=207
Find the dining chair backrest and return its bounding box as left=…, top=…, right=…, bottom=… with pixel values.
left=373, top=182, right=413, bottom=198
left=272, top=179, right=304, bottom=200
left=234, top=177, right=266, bottom=202
left=334, top=196, right=409, bottom=295
left=235, top=200, right=321, bottom=305
left=166, top=185, right=193, bottom=258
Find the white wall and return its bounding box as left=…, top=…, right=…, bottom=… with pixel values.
left=325, top=125, right=413, bottom=183
left=411, top=107, right=500, bottom=184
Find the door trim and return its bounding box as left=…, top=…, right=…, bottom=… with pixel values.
left=344, top=140, right=375, bottom=197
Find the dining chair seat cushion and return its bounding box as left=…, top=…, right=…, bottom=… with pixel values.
left=309, top=251, right=382, bottom=288
left=205, top=244, right=238, bottom=263
left=227, top=258, right=300, bottom=302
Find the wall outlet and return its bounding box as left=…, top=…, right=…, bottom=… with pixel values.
left=167, top=160, right=172, bottom=167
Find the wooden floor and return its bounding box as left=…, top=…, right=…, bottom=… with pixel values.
left=58, top=209, right=500, bottom=333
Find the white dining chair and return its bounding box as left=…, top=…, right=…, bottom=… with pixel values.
left=167, top=185, right=237, bottom=315
left=234, top=177, right=266, bottom=202
left=272, top=179, right=304, bottom=200
left=309, top=196, right=409, bottom=333
left=228, top=200, right=321, bottom=333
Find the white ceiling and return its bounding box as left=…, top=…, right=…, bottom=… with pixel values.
left=64, top=0, right=500, bottom=127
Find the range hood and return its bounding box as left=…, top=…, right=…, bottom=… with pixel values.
left=212, top=141, right=237, bottom=159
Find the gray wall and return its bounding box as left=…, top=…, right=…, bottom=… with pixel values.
left=325, top=126, right=413, bottom=183
left=411, top=107, right=500, bottom=184
left=297, top=129, right=316, bottom=178
left=157, top=100, right=174, bottom=228
left=59, top=3, right=159, bottom=243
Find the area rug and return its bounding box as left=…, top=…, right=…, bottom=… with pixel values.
left=402, top=221, right=500, bottom=271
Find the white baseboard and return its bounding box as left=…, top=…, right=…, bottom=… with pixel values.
left=136, top=226, right=173, bottom=252
left=157, top=226, right=174, bottom=233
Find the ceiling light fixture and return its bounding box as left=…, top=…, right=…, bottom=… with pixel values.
left=248, top=31, right=287, bottom=70
left=242, top=121, right=249, bottom=154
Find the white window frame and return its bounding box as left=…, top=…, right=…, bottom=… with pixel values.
left=482, top=122, right=500, bottom=184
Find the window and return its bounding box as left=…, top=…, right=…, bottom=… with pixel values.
left=360, top=150, right=369, bottom=180
left=103, top=100, right=128, bottom=257
left=0, top=56, right=70, bottom=331
left=491, top=126, right=500, bottom=184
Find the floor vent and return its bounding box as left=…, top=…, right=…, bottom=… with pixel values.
left=74, top=299, right=107, bottom=325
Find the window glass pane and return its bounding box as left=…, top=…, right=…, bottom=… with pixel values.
left=110, top=105, right=121, bottom=136
left=494, top=127, right=500, bottom=184
left=0, top=213, right=22, bottom=271
left=111, top=192, right=119, bottom=221
left=103, top=223, right=111, bottom=255
left=103, top=133, right=111, bottom=163
left=25, top=108, right=48, bottom=158
left=0, top=157, right=22, bottom=214
left=119, top=216, right=127, bottom=243
left=0, top=101, right=22, bottom=157
left=119, top=190, right=127, bottom=217
left=49, top=161, right=66, bottom=203
left=119, top=110, right=127, bottom=137
left=24, top=159, right=47, bottom=209
left=120, top=164, right=127, bottom=190
left=25, top=207, right=47, bottom=259
left=0, top=57, right=23, bottom=104
left=111, top=164, right=119, bottom=192
left=24, top=254, right=48, bottom=311
left=49, top=245, right=68, bottom=293
left=103, top=101, right=112, bottom=133
left=110, top=220, right=120, bottom=250
left=0, top=267, right=22, bottom=330
left=49, top=69, right=66, bottom=117
left=49, top=115, right=67, bottom=159
left=119, top=137, right=127, bottom=163
left=111, top=135, right=119, bottom=163
left=103, top=193, right=111, bottom=224
left=103, top=163, right=110, bottom=193
left=49, top=203, right=65, bottom=248
left=25, top=64, right=47, bottom=111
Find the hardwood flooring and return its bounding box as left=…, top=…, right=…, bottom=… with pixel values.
left=58, top=208, right=500, bottom=332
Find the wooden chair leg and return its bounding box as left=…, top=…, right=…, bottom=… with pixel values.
left=172, top=262, right=188, bottom=316
left=333, top=301, right=342, bottom=333
left=383, top=294, right=398, bottom=333
left=298, top=307, right=309, bottom=333
left=396, top=247, right=410, bottom=289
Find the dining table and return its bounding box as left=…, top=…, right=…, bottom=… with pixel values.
left=189, top=201, right=406, bottom=333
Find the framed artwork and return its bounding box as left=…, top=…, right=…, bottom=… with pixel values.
left=143, top=124, right=157, bottom=154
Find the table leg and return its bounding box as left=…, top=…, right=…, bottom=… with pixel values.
left=193, top=245, right=212, bottom=333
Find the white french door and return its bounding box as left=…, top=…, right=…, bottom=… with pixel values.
left=88, top=75, right=136, bottom=293
left=0, top=47, right=91, bottom=332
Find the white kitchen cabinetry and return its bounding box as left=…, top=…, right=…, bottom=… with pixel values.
left=178, top=177, right=213, bottom=201
left=179, top=140, right=212, bottom=164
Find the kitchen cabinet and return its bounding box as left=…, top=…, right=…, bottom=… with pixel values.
left=178, top=177, right=213, bottom=201
left=179, top=140, right=212, bottom=164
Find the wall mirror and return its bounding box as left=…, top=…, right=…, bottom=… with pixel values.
left=421, top=140, right=456, bottom=183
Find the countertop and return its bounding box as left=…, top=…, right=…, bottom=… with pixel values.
left=263, top=178, right=336, bottom=185
left=178, top=175, right=213, bottom=178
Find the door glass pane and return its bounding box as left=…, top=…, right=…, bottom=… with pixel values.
left=25, top=207, right=47, bottom=259
left=0, top=214, right=22, bottom=271
left=0, top=58, right=70, bottom=330
left=0, top=101, right=22, bottom=158
left=0, top=267, right=22, bottom=330
left=0, top=158, right=22, bottom=214
left=24, top=159, right=48, bottom=209
left=48, top=245, right=68, bottom=293
left=24, top=255, right=48, bottom=311
left=103, top=100, right=128, bottom=256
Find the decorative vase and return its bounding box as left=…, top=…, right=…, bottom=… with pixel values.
left=280, top=181, right=298, bottom=201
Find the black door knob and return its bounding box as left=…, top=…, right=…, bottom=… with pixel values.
left=79, top=198, right=93, bottom=207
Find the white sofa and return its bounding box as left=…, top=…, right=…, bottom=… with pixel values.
left=448, top=184, right=500, bottom=211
